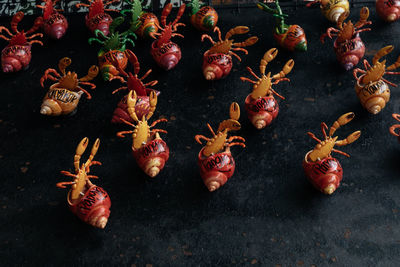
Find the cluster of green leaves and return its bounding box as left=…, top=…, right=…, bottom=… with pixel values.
left=187, top=0, right=204, bottom=16
left=257, top=0, right=289, bottom=34
left=120, top=0, right=146, bottom=33
left=88, top=17, right=137, bottom=52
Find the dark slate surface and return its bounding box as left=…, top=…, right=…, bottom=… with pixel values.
left=1, top=4, right=400, bottom=266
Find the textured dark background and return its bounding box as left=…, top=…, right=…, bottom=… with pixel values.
left=1, top=2, right=400, bottom=266
left=0, top=0, right=378, bottom=17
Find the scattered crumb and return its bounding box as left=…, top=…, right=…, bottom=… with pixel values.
left=207, top=96, right=215, bottom=100
left=20, top=167, right=28, bottom=173
left=326, top=83, right=332, bottom=87
left=393, top=209, right=398, bottom=213
left=48, top=201, right=58, bottom=206
left=53, top=124, right=61, bottom=128
left=331, top=257, right=337, bottom=262
left=171, top=255, right=177, bottom=260
left=242, top=232, right=247, bottom=237
left=25, top=162, right=30, bottom=165
left=262, top=141, right=267, bottom=145
left=170, top=116, right=176, bottom=121
left=251, top=259, right=258, bottom=264
left=145, top=264, right=152, bottom=267
left=304, top=97, right=315, bottom=102
left=272, top=133, right=278, bottom=140
left=168, top=246, right=174, bottom=252
left=271, top=237, right=277, bottom=242
left=297, top=260, right=304, bottom=266
left=344, top=229, right=351, bottom=239
left=183, top=250, right=192, bottom=256
left=320, top=253, right=326, bottom=259
left=186, top=146, right=191, bottom=150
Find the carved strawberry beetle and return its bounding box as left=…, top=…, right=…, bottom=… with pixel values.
left=116, top=90, right=169, bottom=178
left=376, top=0, right=400, bottom=22
left=89, top=17, right=137, bottom=81
left=257, top=0, right=307, bottom=52
left=240, top=48, right=294, bottom=129
left=188, top=0, right=218, bottom=31
left=195, top=103, right=245, bottom=192
left=76, top=0, right=120, bottom=36
left=149, top=3, right=186, bottom=70
left=201, top=26, right=258, bottom=80
left=353, top=45, right=400, bottom=114
left=108, top=50, right=160, bottom=124
left=305, top=0, right=350, bottom=23
left=304, top=112, right=361, bottom=195
left=121, top=0, right=160, bottom=39
left=37, top=0, right=68, bottom=39
left=390, top=114, right=400, bottom=142
left=57, top=138, right=111, bottom=229
left=321, top=8, right=372, bottom=70
left=0, top=12, right=43, bottom=73
left=40, top=57, right=99, bottom=116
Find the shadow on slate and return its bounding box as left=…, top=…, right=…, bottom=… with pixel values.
left=1, top=3, right=400, bottom=266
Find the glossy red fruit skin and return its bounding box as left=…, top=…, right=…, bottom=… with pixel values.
left=112, top=95, right=150, bottom=124
left=98, top=50, right=128, bottom=81
left=198, top=147, right=235, bottom=191
left=86, top=13, right=112, bottom=36
left=245, top=94, right=279, bottom=129
left=202, top=51, right=232, bottom=80
left=1, top=44, right=31, bottom=72
left=135, top=12, right=159, bottom=39
left=132, top=138, right=170, bottom=176
left=303, top=151, right=343, bottom=193
left=190, top=6, right=218, bottom=31
left=68, top=185, right=111, bottom=225
left=150, top=40, right=181, bottom=70
left=273, top=25, right=307, bottom=52
left=334, top=33, right=365, bottom=70
left=111, top=90, right=160, bottom=124
left=43, top=13, right=68, bottom=39
left=376, top=0, right=400, bottom=22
